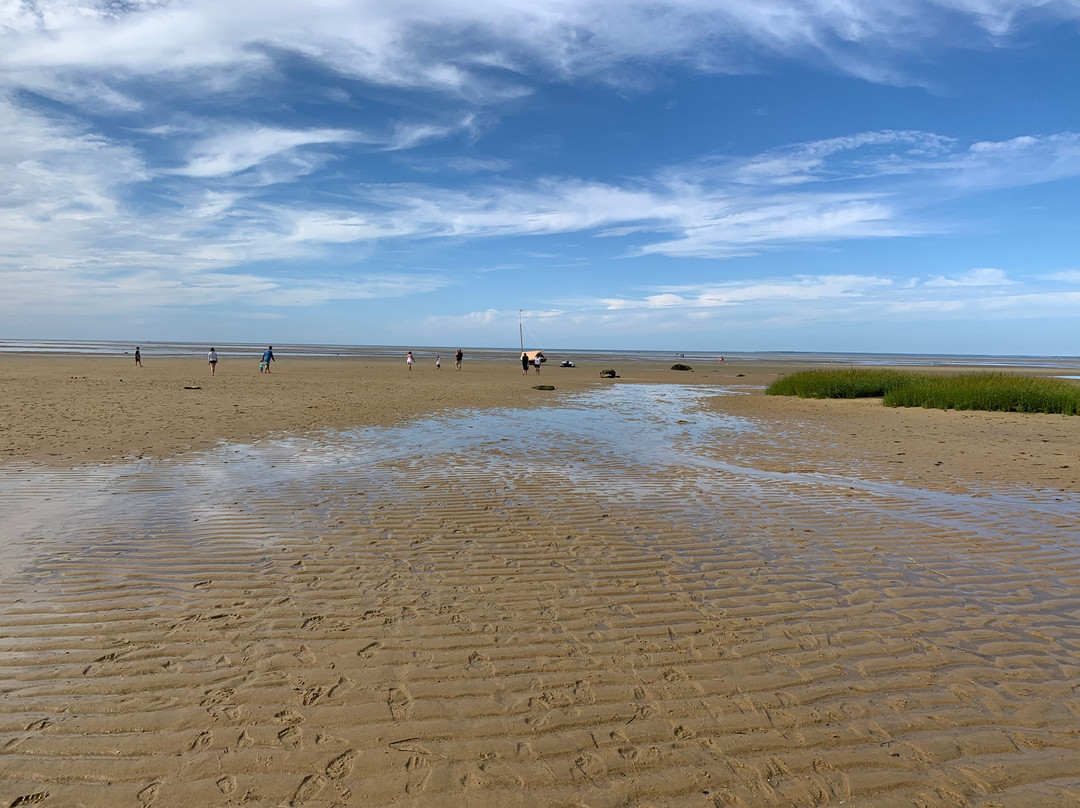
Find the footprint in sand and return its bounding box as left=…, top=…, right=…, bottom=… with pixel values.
left=405, top=755, right=431, bottom=794
left=573, top=681, right=596, bottom=705
left=236, top=730, right=255, bottom=749
left=811, top=757, right=852, bottom=799
left=275, top=709, right=305, bottom=724
left=763, top=756, right=792, bottom=788
left=388, top=687, right=413, bottom=720
left=301, top=686, right=325, bottom=706
left=290, top=774, right=326, bottom=806
left=609, top=730, right=639, bottom=761
left=188, top=730, right=213, bottom=752
left=136, top=783, right=158, bottom=806
left=278, top=725, right=303, bottom=749
left=574, top=752, right=606, bottom=783
left=216, top=776, right=237, bottom=794
left=709, top=788, right=749, bottom=806
left=467, top=651, right=496, bottom=675
left=82, top=650, right=126, bottom=676
left=326, top=749, right=359, bottom=780
left=327, top=676, right=356, bottom=700
left=357, top=641, right=382, bottom=659
left=10, top=793, right=50, bottom=807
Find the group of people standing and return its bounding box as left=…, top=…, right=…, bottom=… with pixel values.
left=521, top=351, right=544, bottom=375
left=407, top=348, right=464, bottom=371
left=205, top=346, right=273, bottom=375
left=132, top=346, right=274, bottom=375
left=134, top=345, right=491, bottom=375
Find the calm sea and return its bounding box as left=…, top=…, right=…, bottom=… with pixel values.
left=1, top=338, right=1078, bottom=370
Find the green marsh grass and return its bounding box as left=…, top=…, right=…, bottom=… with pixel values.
left=767, top=369, right=1080, bottom=415
left=883, top=373, right=1080, bottom=415
left=765, top=368, right=913, bottom=399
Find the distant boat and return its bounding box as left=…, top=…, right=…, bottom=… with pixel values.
left=519, top=310, right=546, bottom=363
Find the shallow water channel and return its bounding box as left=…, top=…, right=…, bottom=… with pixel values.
left=2, top=382, right=1078, bottom=583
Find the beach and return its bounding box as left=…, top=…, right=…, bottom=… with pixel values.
left=2, top=354, right=1079, bottom=807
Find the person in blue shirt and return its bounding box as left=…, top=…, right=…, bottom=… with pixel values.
left=261, top=346, right=275, bottom=373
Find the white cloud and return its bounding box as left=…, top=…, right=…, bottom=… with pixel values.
left=603, top=274, right=893, bottom=310
left=171, top=126, right=360, bottom=178
left=923, top=267, right=1015, bottom=287
left=5, top=0, right=1080, bottom=113
left=589, top=269, right=1080, bottom=334
left=940, top=133, right=1080, bottom=191
left=426, top=308, right=500, bottom=327
left=1043, top=270, right=1080, bottom=283
left=0, top=264, right=452, bottom=313
left=0, top=95, right=148, bottom=262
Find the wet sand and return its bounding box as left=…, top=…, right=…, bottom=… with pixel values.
left=2, top=356, right=1079, bottom=806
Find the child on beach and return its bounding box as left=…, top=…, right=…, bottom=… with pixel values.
left=261, top=346, right=275, bottom=373
left=406, top=351, right=414, bottom=371
left=455, top=348, right=463, bottom=370
left=134, top=347, right=141, bottom=367
left=208, top=347, right=218, bottom=375
left=435, top=355, right=441, bottom=370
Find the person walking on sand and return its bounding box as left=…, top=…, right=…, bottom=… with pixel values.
left=261, top=346, right=275, bottom=373
left=435, top=354, right=441, bottom=370
left=455, top=348, right=463, bottom=370
left=521, top=351, right=530, bottom=375
left=134, top=346, right=142, bottom=367
left=208, top=347, right=218, bottom=375
left=406, top=351, right=414, bottom=371
left=533, top=352, right=543, bottom=375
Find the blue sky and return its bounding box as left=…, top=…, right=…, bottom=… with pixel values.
left=2, top=1, right=1080, bottom=354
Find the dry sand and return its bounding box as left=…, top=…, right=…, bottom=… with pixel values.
left=2, top=354, right=1079, bottom=807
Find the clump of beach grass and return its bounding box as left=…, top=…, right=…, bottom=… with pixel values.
left=765, top=368, right=913, bottom=399
left=767, top=369, right=1080, bottom=415
left=883, top=373, right=1080, bottom=415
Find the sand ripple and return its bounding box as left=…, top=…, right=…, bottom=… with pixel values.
left=2, top=386, right=1079, bottom=806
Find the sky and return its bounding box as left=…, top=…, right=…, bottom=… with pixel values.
left=2, top=0, right=1080, bottom=355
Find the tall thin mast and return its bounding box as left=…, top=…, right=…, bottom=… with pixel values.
left=519, top=309, right=524, bottom=353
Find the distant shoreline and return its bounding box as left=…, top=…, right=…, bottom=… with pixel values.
left=2, top=338, right=1078, bottom=368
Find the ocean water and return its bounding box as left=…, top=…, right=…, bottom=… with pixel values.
left=2, top=337, right=1078, bottom=370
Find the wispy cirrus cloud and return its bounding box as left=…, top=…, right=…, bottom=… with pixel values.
left=271, top=129, right=1078, bottom=259
left=0, top=263, right=453, bottom=313
left=169, top=126, right=361, bottom=178
left=603, top=274, right=895, bottom=310
left=5, top=0, right=1080, bottom=110
left=593, top=265, right=1080, bottom=328
left=5, top=107, right=1079, bottom=294
left=924, top=267, right=1016, bottom=287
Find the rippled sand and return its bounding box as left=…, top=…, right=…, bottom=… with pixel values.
left=2, top=365, right=1080, bottom=807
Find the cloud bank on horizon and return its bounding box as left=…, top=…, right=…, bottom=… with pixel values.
left=2, top=0, right=1080, bottom=353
